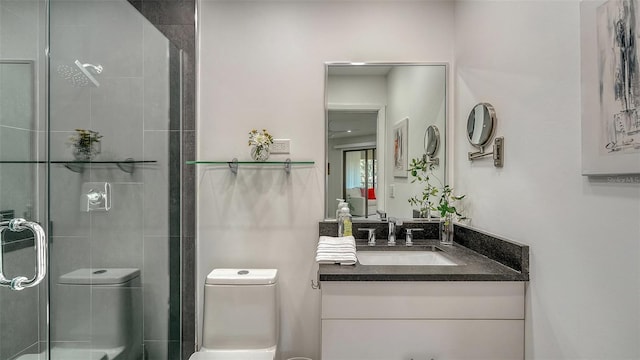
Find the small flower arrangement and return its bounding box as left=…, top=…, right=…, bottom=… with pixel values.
left=68, top=128, right=102, bottom=160
left=248, top=129, right=274, bottom=161
left=248, top=129, right=274, bottom=148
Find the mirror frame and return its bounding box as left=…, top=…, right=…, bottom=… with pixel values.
left=466, top=102, right=496, bottom=149
left=466, top=102, right=504, bottom=167
left=423, top=125, right=440, bottom=166
left=324, top=61, right=448, bottom=220
left=424, top=125, right=440, bottom=157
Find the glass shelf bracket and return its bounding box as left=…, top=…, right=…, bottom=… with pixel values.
left=0, top=159, right=158, bottom=174
left=186, top=158, right=315, bottom=174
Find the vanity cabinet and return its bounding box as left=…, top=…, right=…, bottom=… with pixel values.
left=321, top=281, right=525, bottom=360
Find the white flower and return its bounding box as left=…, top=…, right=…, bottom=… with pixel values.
left=248, top=129, right=274, bottom=148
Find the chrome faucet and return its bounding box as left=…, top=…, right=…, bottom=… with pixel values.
left=359, top=228, right=377, bottom=246
left=404, top=228, right=423, bottom=247
left=387, top=217, right=403, bottom=246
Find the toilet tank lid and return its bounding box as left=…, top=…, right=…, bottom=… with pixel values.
left=59, top=268, right=140, bottom=285
left=206, top=269, right=278, bottom=285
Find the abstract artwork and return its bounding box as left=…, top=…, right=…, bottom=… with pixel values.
left=393, top=117, right=408, bottom=177
left=581, top=0, right=640, bottom=174
left=598, top=0, right=640, bottom=153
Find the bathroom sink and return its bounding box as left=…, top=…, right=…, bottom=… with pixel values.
left=356, top=250, right=458, bottom=266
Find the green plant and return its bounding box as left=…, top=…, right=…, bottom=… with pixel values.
left=407, top=157, right=439, bottom=218
left=437, top=185, right=467, bottom=221
left=407, top=157, right=467, bottom=222
left=68, top=129, right=102, bottom=161
left=69, top=128, right=102, bottom=149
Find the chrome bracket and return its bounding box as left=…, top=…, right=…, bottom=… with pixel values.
left=284, top=158, right=292, bottom=174
left=468, top=137, right=504, bottom=167
left=422, top=154, right=440, bottom=167
left=228, top=158, right=238, bottom=175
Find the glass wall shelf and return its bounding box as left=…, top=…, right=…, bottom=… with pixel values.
left=186, top=158, right=314, bottom=174
left=0, top=159, right=156, bottom=174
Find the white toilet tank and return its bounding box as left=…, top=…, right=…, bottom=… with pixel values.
left=202, top=269, right=279, bottom=350
left=57, top=268, right=142, bottom=360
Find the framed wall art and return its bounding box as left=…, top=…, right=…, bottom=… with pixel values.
left=393, top=117, right=408, bottom=177
left=581, top=0, right=640, bottom=175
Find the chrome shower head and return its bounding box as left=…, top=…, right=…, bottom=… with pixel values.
left=56, top=60, right=103, bottom=87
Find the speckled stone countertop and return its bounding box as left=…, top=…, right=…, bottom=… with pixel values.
left=318, top=221, right=529, bottom=282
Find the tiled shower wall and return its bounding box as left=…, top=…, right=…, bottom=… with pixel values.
left=124, top=1, right=197, bottom=358
left=125, top=0, right=196, bottom=358
left=0, top=1, right=196, bottom=359
left=48, top=1, right=185, bottom=359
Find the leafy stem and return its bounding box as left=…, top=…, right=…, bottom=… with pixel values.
left=407, top=157, right=468, bottom=223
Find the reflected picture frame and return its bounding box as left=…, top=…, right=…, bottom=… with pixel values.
left=393, top=117, right=409, bottom=177
left=581, top=0, right=640, bottom=175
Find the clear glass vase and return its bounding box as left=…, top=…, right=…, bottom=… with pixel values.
left=440, top=213, right=454, bottom=245
left=250, top=145, right=270, bottom=162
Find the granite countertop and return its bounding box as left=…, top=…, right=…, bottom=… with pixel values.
left=318, top=222, right=530, bottom=282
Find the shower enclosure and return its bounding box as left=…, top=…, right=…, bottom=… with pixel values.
left=0, top=0, right=183, bottom=359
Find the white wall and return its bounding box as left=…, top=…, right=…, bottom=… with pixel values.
left=197, top=1, right=454, bottom=358
left=454, top=1, right=640, bottom=359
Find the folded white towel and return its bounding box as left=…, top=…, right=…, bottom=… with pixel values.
left=315, top=254, right=357, bottom=266
left=316, top=236, right=357, bottom=265
left=317, top=244, right=355, bottom=251
left=316, top=259, right=356, bottom=266
left=317, top=251, right=356, bottom=257
left=318, top=235, right=355, bottom=246
left=318, top=241, right=354, bottom=247
left=316, top=254, right=356, bottom=260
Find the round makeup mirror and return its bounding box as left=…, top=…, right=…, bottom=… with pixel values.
left=424, top=125, right=440, bottom=157
left=466, top=103, right=496, bottom=148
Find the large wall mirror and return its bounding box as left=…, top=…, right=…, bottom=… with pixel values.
left=325, top=62, right=447, bottom=219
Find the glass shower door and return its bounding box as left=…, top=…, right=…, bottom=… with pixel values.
left=1, top=0, right=182, bottom=357
left=48, top=1, right=182, bottom=359
left=0, top=0, right=50, bottom=354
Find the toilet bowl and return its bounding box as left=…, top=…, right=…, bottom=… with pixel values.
left=190, top=268, right=279, bottom=360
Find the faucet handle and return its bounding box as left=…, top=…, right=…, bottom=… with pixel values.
left=359, top=228, right=377, bottom=246
left=405, top=228, right=423, bottom=247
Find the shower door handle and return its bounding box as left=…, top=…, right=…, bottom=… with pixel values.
left=0, top=218, right=47, bottom=290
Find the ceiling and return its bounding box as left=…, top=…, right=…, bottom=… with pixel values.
left=328, top=110, right=378, bottom=139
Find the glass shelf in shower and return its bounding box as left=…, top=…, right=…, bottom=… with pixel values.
left=0, top=159, right=157, bottom=174
left=186, top=158, right=315, bottom=174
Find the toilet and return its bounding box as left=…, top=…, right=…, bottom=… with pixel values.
left=190, top=268, right=279, bottom=360
left=18, top=268, right=142, bottom=360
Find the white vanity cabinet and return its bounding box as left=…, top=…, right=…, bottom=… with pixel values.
left=320, top=281, right=525, bottom=360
